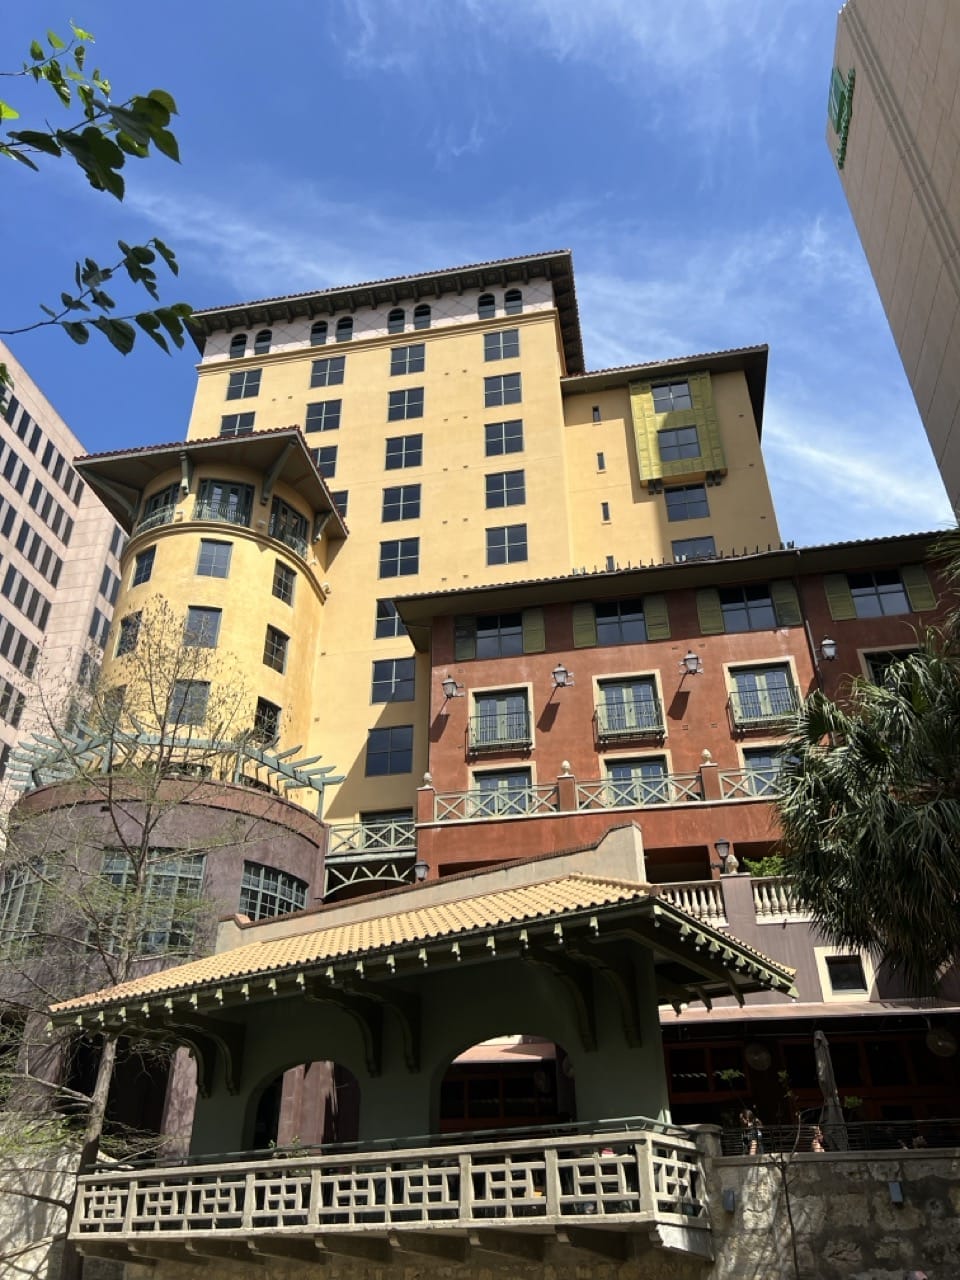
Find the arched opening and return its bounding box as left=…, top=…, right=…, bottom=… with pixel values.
left=413, top=303, right=431, bottom=330
left=504, top=288, right=523, bottom=315
left=229, top=332, right=248, bottom=359
left=310, top=320, right=328, bottom=346
left=439, top=1036, right=576, bottom=1133
left=253, top=329, right=272, bottom=354
left=251, top=1060, right=360, bottom=1150
left=477, top=293, right=495, bottom=320
left=64, top=1034, right=172, bottom=1144
left=335, top=316, right=354, bottom=343
left=387, top=308, right=405, bottom=334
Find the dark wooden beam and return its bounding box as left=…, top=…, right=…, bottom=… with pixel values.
left=556, top=1226, right=629, bottom=1259
left=469, top=1229, right=545, bottom=1261
left=249, top=1236, right=328, bottom=1264
left=388, top=1231, right=469, bottom=1262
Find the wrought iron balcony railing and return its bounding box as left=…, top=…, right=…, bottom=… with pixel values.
left=727, top=685, right=799, bottom=729
left=575, top=773, right=701, bottom=811
left=192, top=500, right=252, bottom=527
left=594, top=698, right=665, bottom=740
left=134, top=505, right=177, bottom=534
left=268, top=519, right=308, bottom=558
left=468, top=710, right=532, bottom=751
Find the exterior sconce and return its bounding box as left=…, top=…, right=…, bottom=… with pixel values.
left=820, top=637, right=837, bottom=661
left=413, top=860, right=430, bottom=882
left=713, top=838, right=738, bottom=874
left=552, top=663, right=575, bottom=688
left=441, top=675, right=464, bottom=700
left=680, top=651, right=703, bottom=676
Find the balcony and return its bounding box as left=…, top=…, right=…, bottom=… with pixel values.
left=727, top=685, right=799, bottom=731
left=268, top=517, right=308, bottom=558
left=325, top=820, right=417, bottom=897
left=69, top=1125, right=710, bottom=1264
left=594, top=697, right=665, bottom=742
left=719, top=767, right=781, bottom=800
left=576, top=774, right=701, bottom=810
left=192, top=500, right=251, bottom=528
left=468, top=711, right=532, bottom=752
left=134, top=505, right=176, bottom=535
left=657, top=880, right=728, bottom=927
left=435, top=784, right=558, bottom=822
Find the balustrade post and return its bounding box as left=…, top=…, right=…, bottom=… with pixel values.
left=633, top=1137, right=655, bottom=1217
left=457, top=1152, right=474, bottom=1223
left=121, top=1180, right=137, bottom=1234
left=308, top=1167, right=323, bottom=1226
left=542, top=1146, right=562, bottom=1215
left=699, top=761, right=722, bottom=801
left=417, top=774, right=437, bottom=823
left=241, top=1171, right=256, bottom=1230
left=556, top=763, right=578, bottom=811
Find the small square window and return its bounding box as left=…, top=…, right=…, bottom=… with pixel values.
left=184, top=606, right=222, bottom=648
left=848, top=571, right=910, bottom=618
left=596, top=599, right=645, bottom=645
left=388, top=388, right=425, bottom=421
left=310, top=356, right=345, bottom=387
left=385, top=434, right=422, bottom=469
left=371, top=657, right=415, bottom=703
left=263, top=625, right=289, bottom=673
left=379, top=538, right=420, bottom=578
left=719, top=585, right=777, bottom=633
left=375, top=599, right=404, bottom=638
left=485, top=419, right=523, bottom=456
left=272, top=561, right=296, bottom=605
left=170, top=679, right=210, bottom=726
left=226, top=369, right=261, bottom=400
left=824, top=955, right=868, bottom=993
left=390, top=344, right=425, bottom=376
left=382, top=484, right=421, bottom=522
left=305, top=400, right=342, bottom=432
left=252, top=697, right=282, bottom=743
left=365, top=724, right=413, bottom=775
left=329, top=490, right=348, bottom=518
left=196, top=539, right=232, bottom=578
left=651, top=381, right=692, bottom=413
left=592, top=405, right=602, bottom=423
left=665, top=484, right=709, bottom=522
left=312, top=446, right=338, bottom=478
left=485, top=470, right=525, bottom=509
left=115, top=612, right=141, bottom=657
left=484, top=329, right=520, bottom=362
left=220, top=412, right=255, bottom=437
left=658, top=426, right=700, bottom=461
left=486, top=524, right=527, bottom=566
left=863, top=649, right=917, bottom=685
left=484, top=373, right=522, bottom=408
left=131, top=546, right=155, bottom=587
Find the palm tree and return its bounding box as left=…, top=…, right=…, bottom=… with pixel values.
left=777, top=553, right=960, bottom=996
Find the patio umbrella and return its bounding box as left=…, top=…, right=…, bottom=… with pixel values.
left=814, top=1030, right=849, bottom=1151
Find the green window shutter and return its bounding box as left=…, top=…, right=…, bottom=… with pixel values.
left=823, top=574, right=856, bottom=621
left=687, top=371, right=727, bottom=474
left=628, top=381, right=660, bottom=482
left=770, top=580, right=802, bottom=627
left=901, top=564, right=936, bottom=612
left=522, top=607, right=546, bottom=653
left=454, top=615, right=477, bottom=661
left=643, top=593, right=671, bottom=640
left=696, top=588, right=724, bottom=635
left=572, top=602, right=597, bottom=648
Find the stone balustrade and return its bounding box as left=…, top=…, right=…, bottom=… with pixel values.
left=657, top=880, right=728, bottom=927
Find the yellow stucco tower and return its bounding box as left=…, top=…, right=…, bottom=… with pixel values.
left=78, top=251, right=779, bottom=860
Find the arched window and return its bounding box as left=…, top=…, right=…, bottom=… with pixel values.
left=413, top=303, right=431, bottom=330
left=504, top=288, right=522, bottom=315
left=336, top=316, right=354, bottom=343
left=310, top=320, right=328, bottom=346
left=254, top=329, right=272, bottom=354
left=478, top=293, right=496, bottom=320
left=387, top=308, right=405, bottom=334
left=229, top=333, right=248, bottom=359
left=239, top=861, right=308, bottom=920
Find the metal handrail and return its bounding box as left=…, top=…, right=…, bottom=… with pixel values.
left=134, top=505, right=176, bottom=534
left=595, top=697, right=665, bottom=738
left=728, top=685, right=799, bottom=727
left=192, top=500, right=251, bottom=527
left=468, top=711, right=532, bottom=750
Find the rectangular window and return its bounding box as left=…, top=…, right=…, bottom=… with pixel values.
left=601, top=501, right=611, bottom=522
left=115, top=612, right=142, bottom=657
left=99, top=567, right=120, bottom=605
left=388, top=388, right=425, bottom=420
left=592, top=406, right=602, bottom=423
left=597, top=452, right=605, bottom=471
left=606, top=757, right=669, bottom=805
left=195, top=479, right=253, bottom=526
left=170, top=680, right=210, bottom=725
left=658, top=426, right=700, bottom=460
left=312, top=445, right=338, bottom=478
left=132, top=546, right=156, bottom=586
left=240, top=861, right=307, bottom=919
left=263, top=625, right=289, bottom=673
left=485, top=419, right=523, bottom=456
left=719, top=586, right=777, bottom=633
left=385, top=434, right=422, bottom=469
left=379, top=537, right=420, bottom=578
left=365, top=724, right=414, bottom=776
left=390, top=344, right=425, bottom=376
left=375, top=598, right=405, bottom=638
left=305, top=399, right=342, bottom=433
left=665, top=484, right=709, bottom=522
left=484, top=373, right=522, bottom=407
left=371, top=657, right=416, bottom=703
left=486, top=523, right=527, bottom=565
left=382, top=483, right=421, bottom=522
left=184, top=606, right=222, bottom=648
left=848, top=570, right=911, bottom=618
left=226, top=369, right=262, bottom=400
left=672, top=535, right=716, bottom=561
left=473, top=613, right=523, bottom=659
left=652, top=381, right=692, bottom=412
left=269, top=497, right=308, bottom=554
left=329, top=489, right=348, bottom=517
left=485, top=470, right=525, bottom=509
left=0, top=677, right=26, bottom=729
left=253, top=697, right=282, bottom=742
left=471, top=690, right=531, bottom=749
left=824, top=955, right=869, bottom=994
left=196, top=539, right=232, bottom=578
left=596, top=677, right=663, bottom=738
left=595, top=599, right=646, bottom=645
left=310, top=355, right=345, bottom=387
left=100, top=850, right=206, bottom=954
left=864, top=649, right=917, bottom=685
left=484, top=329, right=520, bottom=361
left=742, top=747, right=783, bottom=797
left=730, top=665, right=798, bottom=727
left=272, top=561, right=296, bottom=605
left=219, top=412, right=255, bottom=437
left=471, top=768, right=533, bottom=817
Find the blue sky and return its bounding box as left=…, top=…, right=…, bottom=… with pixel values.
left=2, top=0, right=954, bottom=547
